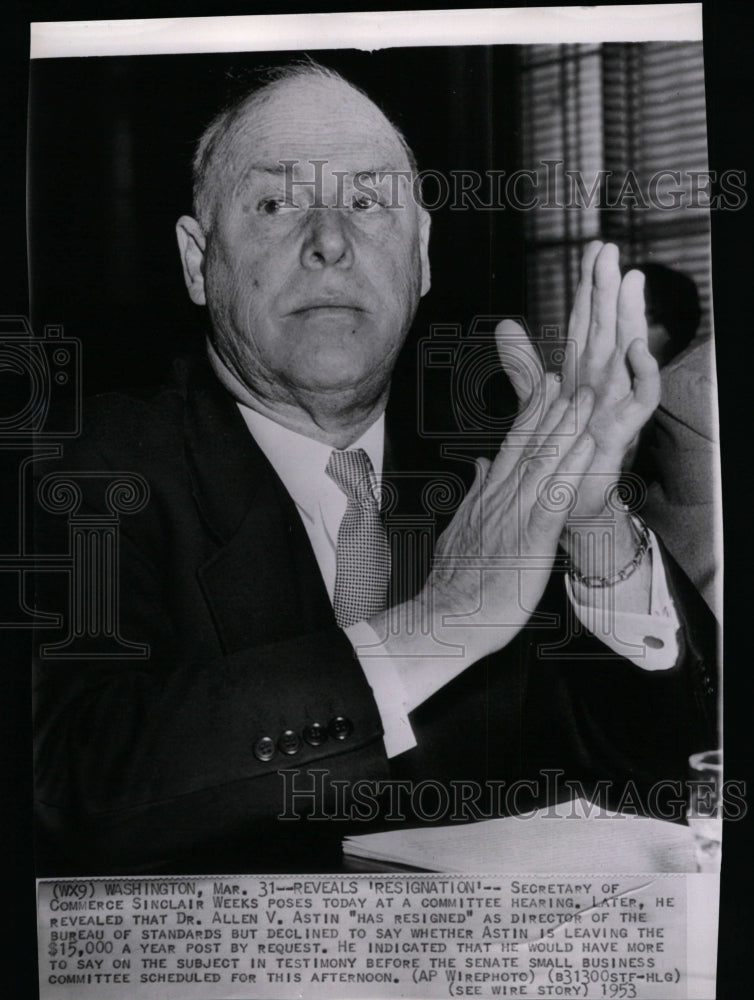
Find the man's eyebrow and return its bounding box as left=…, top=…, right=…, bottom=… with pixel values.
left=239, top=163, right=289, bottom=177
left=231, top=165, right=289, bottom=200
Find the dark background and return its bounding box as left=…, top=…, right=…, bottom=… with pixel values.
left=2, top=3, right=752, bottom=997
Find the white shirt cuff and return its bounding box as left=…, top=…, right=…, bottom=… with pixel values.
left=343, top=620, right=418, bottom=757
left=565, top=528, right=680, bottom=670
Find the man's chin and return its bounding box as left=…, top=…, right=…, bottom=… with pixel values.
left=285, top=355, right=386, bottom=398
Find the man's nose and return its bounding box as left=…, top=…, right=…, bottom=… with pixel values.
left=300, top=209, right=354, bottom=269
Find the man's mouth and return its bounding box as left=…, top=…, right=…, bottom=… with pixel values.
left=288, top=302, right=365, bottom=315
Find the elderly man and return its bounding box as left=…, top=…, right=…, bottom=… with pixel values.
left=33, top=63, right=715, bottom=875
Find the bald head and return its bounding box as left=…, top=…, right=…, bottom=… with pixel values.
left=193, top=63, right=418, bottom=231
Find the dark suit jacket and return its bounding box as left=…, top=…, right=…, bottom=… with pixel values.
left=636, top=336, right=721, bottom=617
left=32, top=357, right=717, bottom=875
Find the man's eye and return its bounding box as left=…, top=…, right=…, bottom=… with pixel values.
left=352, top=194, right=382, bottom=212
left=257, top=198, right=299, bottom=215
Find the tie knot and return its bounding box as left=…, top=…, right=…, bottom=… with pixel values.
left=326, top=449, right=379, bottom=505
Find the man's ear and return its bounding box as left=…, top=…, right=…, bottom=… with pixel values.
left=176, top=216, right=207, bottom=306
left=418, top=206, right=431, bottom=297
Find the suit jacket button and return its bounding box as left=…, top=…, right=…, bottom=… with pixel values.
left=253, top=736, right=276, bottom=762
left=278, top=729, right=301, bottom=755
left=329, top=716, right=353, bottom=741
left=303, top=723, right=327, bottom=747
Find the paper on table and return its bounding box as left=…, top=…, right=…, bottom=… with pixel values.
left=342, top=798, right=698, bottom=872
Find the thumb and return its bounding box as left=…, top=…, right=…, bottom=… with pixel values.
left=495, top=319, right=546, bottom=410
left=461, top=456, right=491, bottom=512
left=626, top=337, right=661, bottom=413
left=469, top=455, right=492, bottom=495
left=435, top=456, right=491, bottom=556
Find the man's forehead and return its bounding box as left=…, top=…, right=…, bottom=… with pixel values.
left=236, top=161, right=409, bottom=184
left=226, top=76, right=411, bottom=174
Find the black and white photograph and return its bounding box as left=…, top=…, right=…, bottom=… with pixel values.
left=0, top=3, right=750, bottom=998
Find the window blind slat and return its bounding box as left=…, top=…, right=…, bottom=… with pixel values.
left=519, top=41, right=711, bottom=342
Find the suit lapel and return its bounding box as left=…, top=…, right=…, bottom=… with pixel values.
left=181, top=360, right=335, bottom=654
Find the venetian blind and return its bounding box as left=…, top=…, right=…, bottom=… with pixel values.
left=519, top=42, right=711, bottom=342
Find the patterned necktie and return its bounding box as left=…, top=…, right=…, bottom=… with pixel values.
left=325, top=448, right=391, bottom=628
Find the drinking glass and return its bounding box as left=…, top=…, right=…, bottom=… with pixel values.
left=687, top=749, right=723, bottom=872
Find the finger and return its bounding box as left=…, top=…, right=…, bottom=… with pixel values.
left=567, top=239, right=604, bottom=347
left=598, top=344, right=631, bottom=406
left=458, top=456, right=492, bottom=502
left=472, top=456, right=492, bottom=492
left=563, top=240, right=603, bottom=395
left=527, top=392, right=572, bottom=441
left=543, top=371, right=562, bottom=411
left=495, top=319, right=546, bottom=411
left=435, top=456, right=491, bottom=555
left=488, top=393, right=571, bottom=487
left=445, top=457, right=491, bottom=530
left=509, top=370, right=561, bottom=438
left=617, top=269, right=648, bottom=352
left=586, top=243, right=621, bottom=363
left=517, top=386, right=595, bottom=507
left=495, top=318, right=557, bottom=442
left=514, top=392, right=573, bottom=466
left=624, top=338, right=661, bottom=413
left=527, top=426, right=596, bottom=541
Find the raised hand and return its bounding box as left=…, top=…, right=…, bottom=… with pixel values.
left=415, top=323, right=597, bottom=664
left=560, top=241, right=661, bottom=518
left=370, top=245, right=660, bottom=702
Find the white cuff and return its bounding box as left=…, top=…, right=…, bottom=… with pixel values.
left=343, top=620, right=418, bottom=757
left=565, top=528, right=680, bottom=670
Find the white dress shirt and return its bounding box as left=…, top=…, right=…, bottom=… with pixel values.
left=239, top=404, right=680, bottom=759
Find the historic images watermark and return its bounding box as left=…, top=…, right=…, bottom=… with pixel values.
left=274, top=159, right=746, bottom=213
left=277, top=768, right=745, bottom=825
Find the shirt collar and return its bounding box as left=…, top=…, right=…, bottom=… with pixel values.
left=237, top=403, right=385, bottom=522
